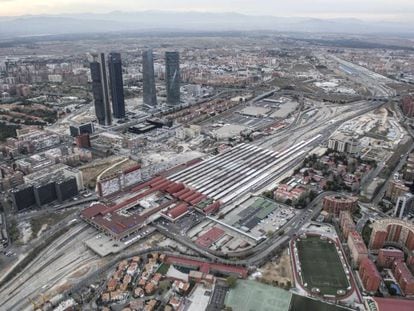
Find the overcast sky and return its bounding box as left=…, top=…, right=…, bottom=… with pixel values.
left=1, top=0, right=413, bottom=21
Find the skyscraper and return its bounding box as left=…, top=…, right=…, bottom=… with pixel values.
left=108, top=52, right=125, bottom=119
left=142, top=50, right=157, bottom=107
left=165, top=51, right=180, bottom=105
left=89, top=53, right=112, bottom=126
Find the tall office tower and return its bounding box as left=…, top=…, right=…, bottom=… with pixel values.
left=165, top=51, right=180, bottom=105
left=108, top=52, right=125, bottom=119
left=142, top=50, right=157, bottom=107
left=89, top=53, right=112, bottom=126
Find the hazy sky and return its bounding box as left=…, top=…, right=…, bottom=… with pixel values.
left=1, top=0, right=413, bottom=21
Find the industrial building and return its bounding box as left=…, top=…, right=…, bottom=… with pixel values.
left=169, top=137, right=319, bottom=204
left=81, top=138, right=319, bottom=241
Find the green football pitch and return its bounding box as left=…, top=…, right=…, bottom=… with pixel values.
left=296, top=236, right=350, bottom=296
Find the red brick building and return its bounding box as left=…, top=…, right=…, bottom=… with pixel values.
left=377, top=249, right=404, bottom=269
left=75, top=133, right=91, bottom=148
left=369, top=219, right=414, bottom=252
left=339, top=211, right=356, bottom=239
left=323, top=195, right=358, bottom=217
left=392, top=261, right=414, bottom=295
left=402, top=95, right=414, bottom=118
left=359, top=257, right=381, bottom=292
left=348, top=230, right=368, bottom=267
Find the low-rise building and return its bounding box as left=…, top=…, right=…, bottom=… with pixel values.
left=377, top=249, right=405, bottom=268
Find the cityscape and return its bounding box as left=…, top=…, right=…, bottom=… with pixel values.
left=1, top=1, right=414, bottom=311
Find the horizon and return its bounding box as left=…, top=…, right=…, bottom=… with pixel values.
left=0, top=0, right=413, bottom=22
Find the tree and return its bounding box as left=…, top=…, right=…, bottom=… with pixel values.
left=226, top=276, right=237, bottom=288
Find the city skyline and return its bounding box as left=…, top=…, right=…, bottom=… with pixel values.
left=0, top=0, right=413, bottom=22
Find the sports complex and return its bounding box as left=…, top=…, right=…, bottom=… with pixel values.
left=290, top=232, right=355, bottom=300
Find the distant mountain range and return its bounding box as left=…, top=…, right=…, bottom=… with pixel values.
left=0, top=11, right=413, bottom=39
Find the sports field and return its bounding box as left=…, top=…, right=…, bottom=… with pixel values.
left=296, top=236, right=350, bottom=296
left=225, top=279, right=292, bottom=311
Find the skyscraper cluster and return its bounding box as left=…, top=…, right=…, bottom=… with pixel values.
left=89, top=50, right=180, bottom=126
left=142, top=50, right=181, bottom=107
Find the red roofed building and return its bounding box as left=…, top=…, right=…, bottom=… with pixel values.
left=377, top=249, right=404, bottom=268
left=274, top=184, right=308, bottom=204
left=392, top=261, right=414, bottom=295
left=359, top=258, right=381, bottom=292
left=370, top=297, right=414, bottom=311
left=162, top=203, right=189, bottom=222
left=347, top=230, right=368, bottom=267
left=196, top=227, right=225, bottom=248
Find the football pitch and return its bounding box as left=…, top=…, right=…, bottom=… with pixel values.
left=225, top=280, right=292, bottom=311
left=296, top=236, right=350, bottom=296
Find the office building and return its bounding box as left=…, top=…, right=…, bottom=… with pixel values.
left=11, top=185, right=36, bottom=210
left=395, top=193, right=414, bottom=219
left=89, top=53, right=112, bottom=126
left=328, top=132, right=359, bottom=154
left=142, top=50, right=157, bottom=107
left=69, top=122, right=95, bottom=137
left=165, top=52, right=180, bottom=105
left=34, top=181, right=57, bottom=207
left=108, top=52, right=125, bottom=119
